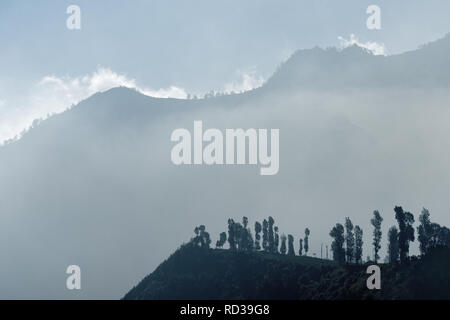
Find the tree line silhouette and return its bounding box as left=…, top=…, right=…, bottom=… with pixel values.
left=190, top=206, right=450, bottom=265
left=192, top=216, right=311, bottom=257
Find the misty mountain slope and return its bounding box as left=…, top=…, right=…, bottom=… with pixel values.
left=266, top=34, right=450, bottom=91
left=1, top=36, right=450, bottom=299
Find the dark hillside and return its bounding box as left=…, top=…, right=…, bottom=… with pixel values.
left=123, top=245, right=450, bottom=300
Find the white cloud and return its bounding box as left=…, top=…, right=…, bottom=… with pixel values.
left=139, top=86, right=188, bottom=99
left=338, top=34, right=387, bottom=56
left=36, top=67, right=188, bottom=106
left=223, top=70, right=265, bottom=94
left=0, top=67, right=266, bottom=144
left=0, top=68, right=188, bottom=144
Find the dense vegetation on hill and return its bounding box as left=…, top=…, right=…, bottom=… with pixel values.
left=124, top=244, right=450, bottom=300
left=125, top=205, right=450, bottom=300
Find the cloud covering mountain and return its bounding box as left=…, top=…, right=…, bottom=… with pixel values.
left=1, top=35, right=450, bottom=299
left=0, top=68, right=266, bottom=145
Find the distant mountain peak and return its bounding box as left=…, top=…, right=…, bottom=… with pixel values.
left=265, top=33, right=450, bottom=91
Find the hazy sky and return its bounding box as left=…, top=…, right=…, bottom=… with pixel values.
left=1, top=1, right=450, bottom=142
left=2, top=1, right=450, bottom=299
left=2, top=0, right=450, bottom=91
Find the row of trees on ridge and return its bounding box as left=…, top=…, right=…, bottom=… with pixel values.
left=191, top=206, right=450, bottom=265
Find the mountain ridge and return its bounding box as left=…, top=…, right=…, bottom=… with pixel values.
left=4, top=32, right=450, bottom=149
left=266, top=33, right=450, bottom=91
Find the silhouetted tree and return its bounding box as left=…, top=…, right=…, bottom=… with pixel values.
left=370, top=210, right=383, bottom=263
left=274, top=226, right=279, bottom=253
left=280, top=234, right=287, bottom=255
left=240, top=217, right=251, bottom=251
left=395, top=206, right=415, bottom=263
left=429, top=223, right=441, bottom=248
left=304, top=228, right=310, bottom=256
left=262, top=219, right=269, bottom=252
left=330, top=223, right=345, bottom=264
left=193, top=225, right=211, bottom=248
left=354, top=225, right=363, bottom=264
left=228, top=219, right=236, bottom=250
left=254, top=221, right=262, bottom=250
left=244, top=221, right=254, bottom=251
left=202, top=232, right=211, bottom=248
left=192, top=226, right=200, bottom=247
left=198, top=225, right=206, bottom=243
left=268, top=217, right=275, bottom=253
left=229, top=220, right=252, bottom=251
left=388, top=226, right=399, bottom=264
left=216, top=232, right=227, bottom=248
left=345, top=217, right=355, bottom=263
left=416, top=208, right=450, bottom=253
left=437, top=226, right=450, bottom=247
left=299, top=239, right=303, bottom=256
left=243, top=216, right=248, bottom=228
left=418, top=208, right=433, bottom=255
left=235, top=222, right=243, bottom=250
left=288, top=234, right=295, bottom=256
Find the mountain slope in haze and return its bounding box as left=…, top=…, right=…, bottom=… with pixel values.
left=2, top=35, right=450, bottom=299
left=266, top=33, right=450, bottom=91
left=123, top=244, right=450, bottom=300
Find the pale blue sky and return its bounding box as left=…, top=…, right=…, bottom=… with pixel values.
left=1, top=0, right=450, bottom=141
left=1, top=1, right=450, bottom=92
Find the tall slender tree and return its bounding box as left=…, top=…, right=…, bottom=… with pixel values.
left=280, top=234, right=287, bottom=255
left=254, top=221, right=262, bottom=250
left=241, top=217, right=249, bottom=250
left=228, top=218, right=236, bottom=250
left=274, top=226, right=280, bottom=253
left=388, top=226, right=399, bottom=264
left=299, top=239, right=303, bottom=256
left=288, top=234, right=295, bottom=256
left=418, top=208, right=432, bottom=255
left=304, top=228, right=310, bottom=256
left=234, top=222, right=244, bottom=250
left=268, top=216, right=275, bottom=253
left=370, top=210, right=383, bottom=263
left=345, top=217, right=355, bottom=263
left=354, top=225, right=363, bottom=264
left=262, top=219, right=269, bottom=252
left=244, top=217, right=254, bottom=251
